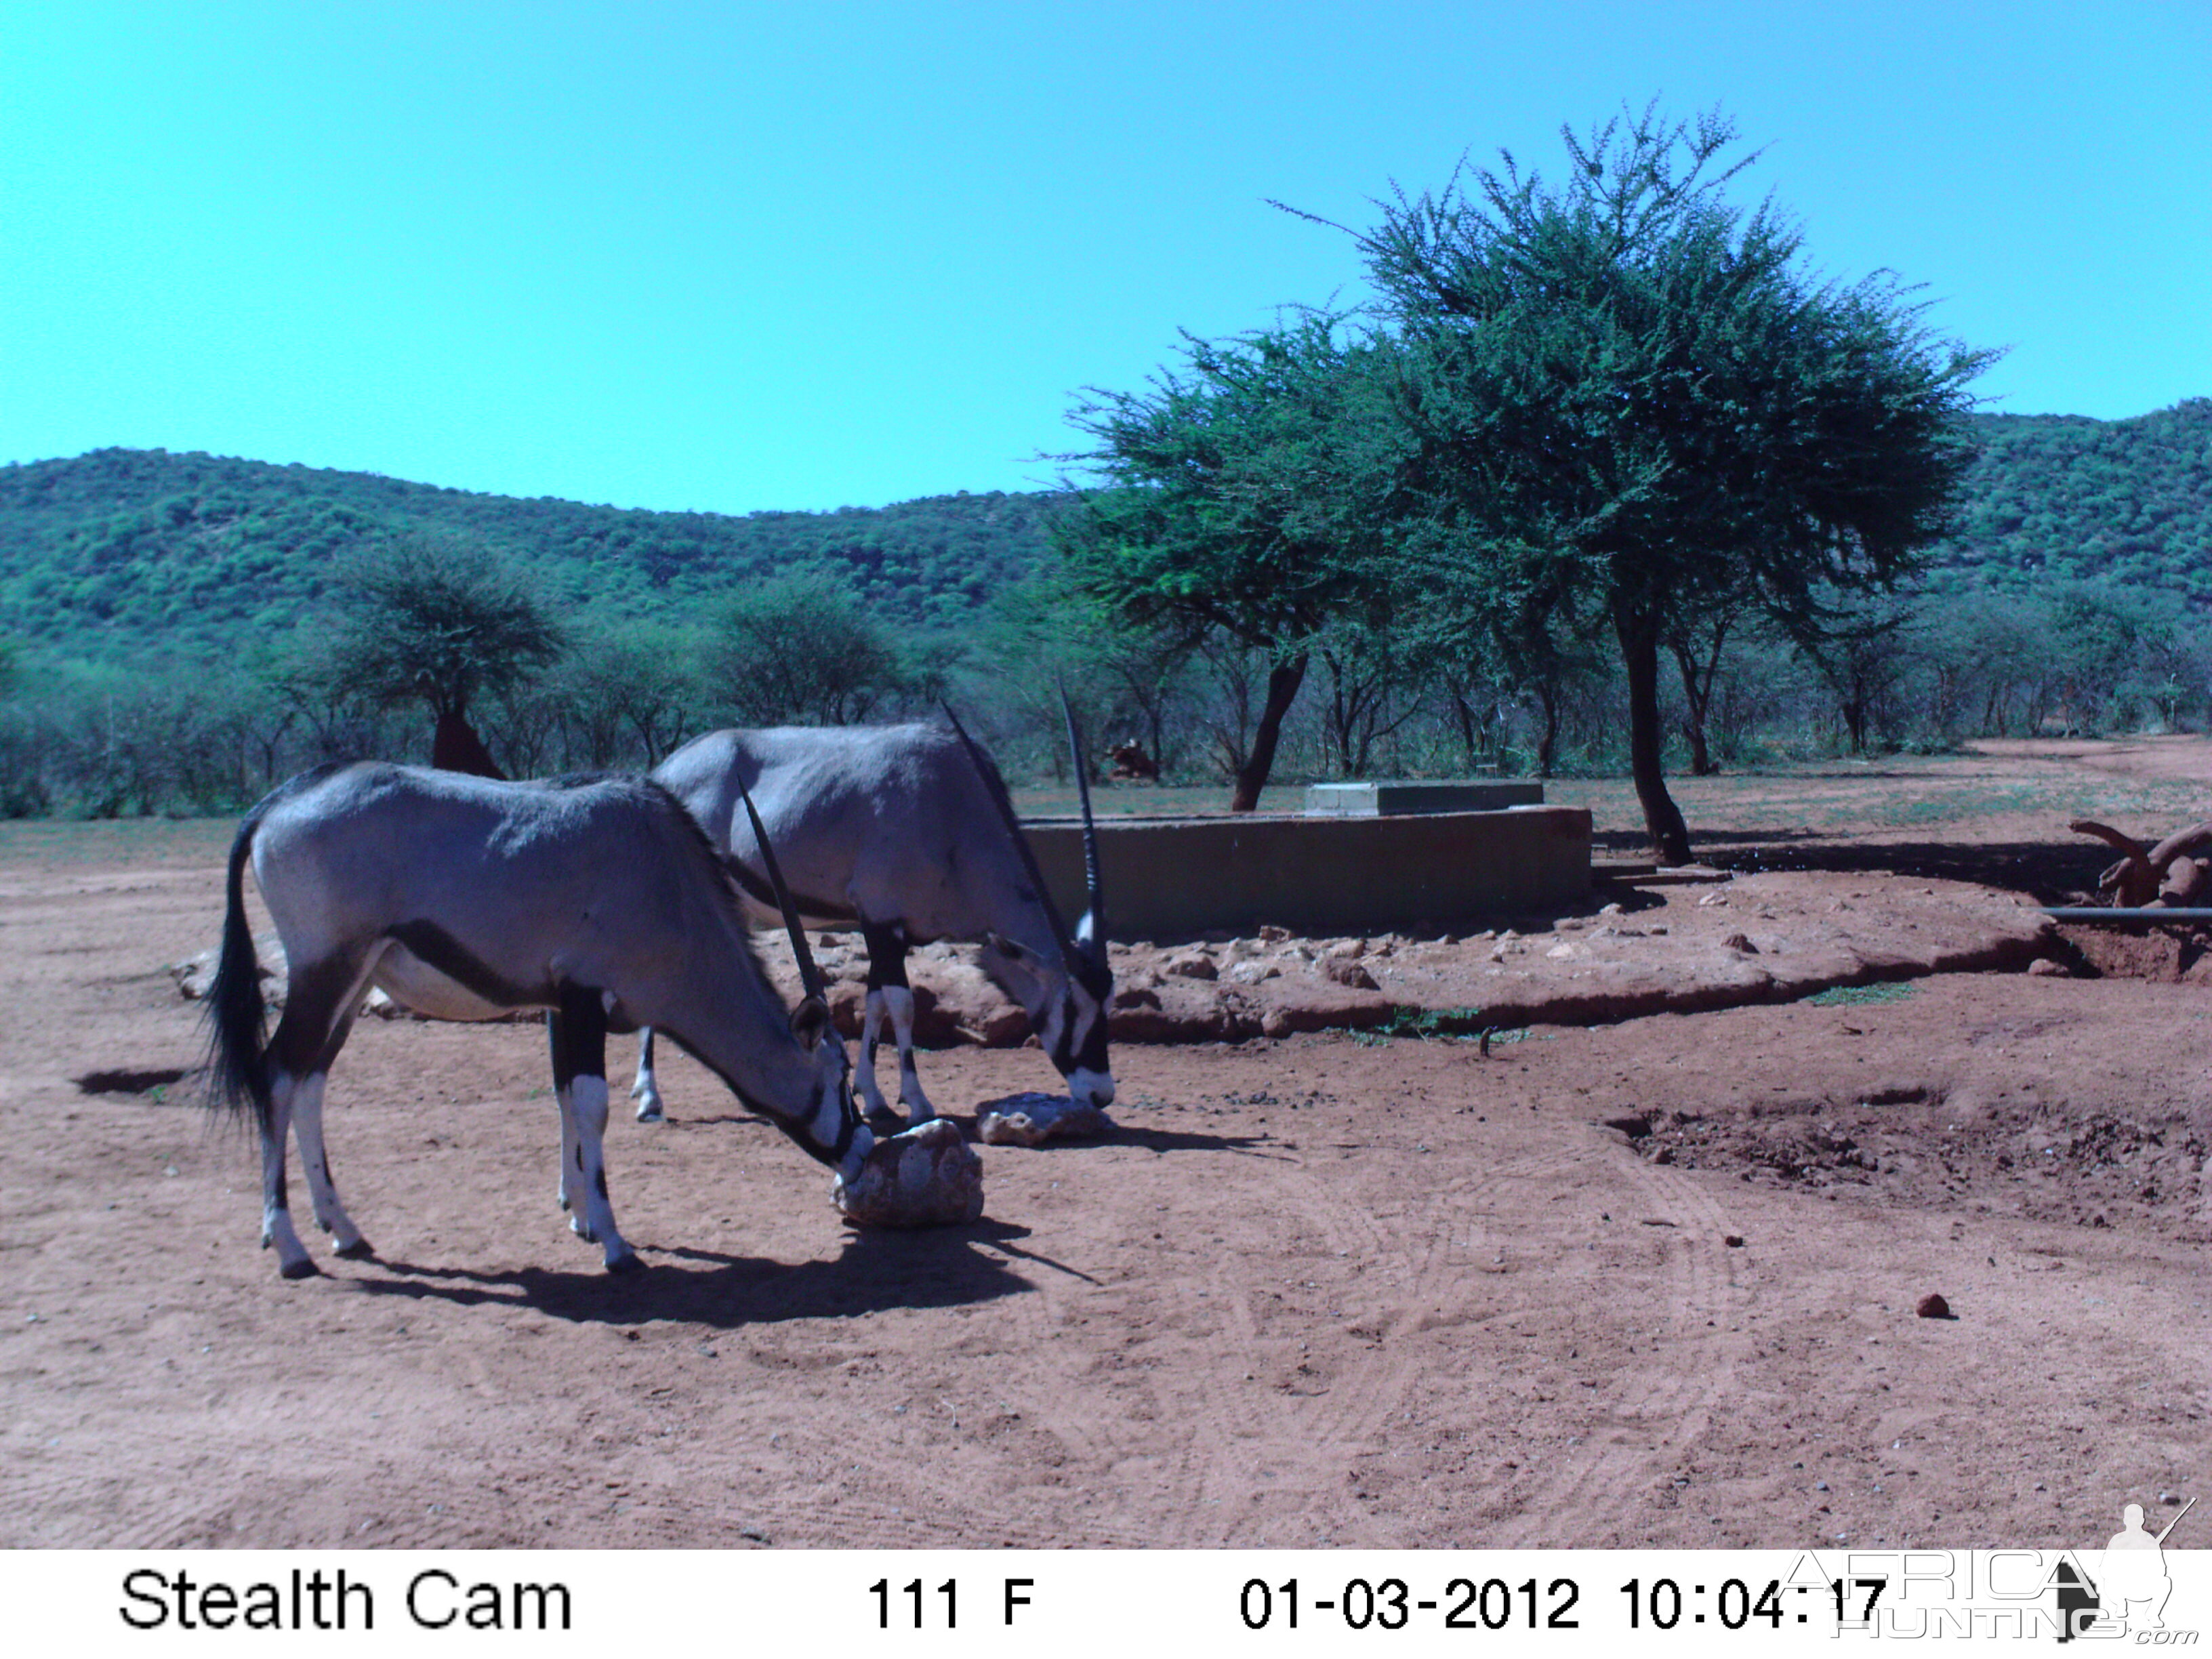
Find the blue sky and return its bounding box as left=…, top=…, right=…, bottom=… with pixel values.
left=3, top=2, right=2207, bottom=514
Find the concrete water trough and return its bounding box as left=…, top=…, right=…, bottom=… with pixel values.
left=1023, top=785, right=1591, bottom=939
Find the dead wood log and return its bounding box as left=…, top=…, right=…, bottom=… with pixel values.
left=2070, top=818, right=2212, bottom=907
left=2144, top=819, right=2212, bottom=869
left=2160, top=856, right=2211, bottom=906
left=2072, top=819, right=2162, bottom=906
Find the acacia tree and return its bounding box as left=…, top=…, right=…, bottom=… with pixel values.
left=325, top=537, right=565, bottom=776
left=1330, top=104, right=1990, bottom=861
left=1057, top=314, right=1409, bottom=811
left=704, top=566, right=908, bottom=726
left=546, top=621, right=701, bottom=767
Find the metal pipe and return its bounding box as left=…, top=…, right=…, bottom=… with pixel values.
left=2043, top=907, right=2212, bottom=924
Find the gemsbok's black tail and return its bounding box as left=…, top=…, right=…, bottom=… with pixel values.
left=203, top=804, right=274, bottom=1137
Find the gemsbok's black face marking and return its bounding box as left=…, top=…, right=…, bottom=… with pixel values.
left=1042, top=975, right=1115, bottom=1109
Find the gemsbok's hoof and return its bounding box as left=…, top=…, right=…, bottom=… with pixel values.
left=634, top=1101, right=664, bottom=1124
left=605, top=1251, right=645, bottom=1276
left=333, top=1237, right=375, bottom=1260
left=279, top=1257, right=321, bottom=1280
left=571, top=1217, right=598, bottom=1244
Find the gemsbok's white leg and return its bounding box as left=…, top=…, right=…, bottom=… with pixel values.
left=555, top=1060, right=580, bottom=1219
left=289, top=1070, right=370, bottom=1258
left=858, top=922, right=933, bottom=1126
left=260, top=1068, right=315, bottom=1279
left=549, top=986, right=638, bottom=1273
left=857, top=990, right=896, bottom=1124
left=881, top=985, right=936, bottom=1124
left=630, top=1027, right=665, bottom=1123
left=562, top=1073, right=632, bottom=1270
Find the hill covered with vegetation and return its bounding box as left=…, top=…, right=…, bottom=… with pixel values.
left=3, top=400, right=2209, bottom=671
left=0, top=446, right=1069, bottom=665
left=1926, top=398, right=2212, bottom=602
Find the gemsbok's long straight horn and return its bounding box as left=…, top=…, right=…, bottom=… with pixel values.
left=735, top=776, right=827, bottom=1006
left=1060, top=687, right=1106, bottom=960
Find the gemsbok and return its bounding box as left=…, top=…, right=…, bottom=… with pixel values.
left=630, top=705, right=1113, bottom=1128
left=203, top=761, right=871, bottom=1278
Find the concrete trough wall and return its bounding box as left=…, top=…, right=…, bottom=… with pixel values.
left=1023, top=805, right=1592, bottom=939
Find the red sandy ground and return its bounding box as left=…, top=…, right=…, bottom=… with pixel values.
left=1, top=741, right=2205, bottom=1551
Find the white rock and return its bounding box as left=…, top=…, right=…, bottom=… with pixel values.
left=975, top=1092, right=1113, bottom=1146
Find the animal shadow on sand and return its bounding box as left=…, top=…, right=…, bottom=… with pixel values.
left=1096, top=1120, right=1285, bottom=1159
left=926, top=1105, right=1277, bottom=1161
left=348, top=1220, right=1039, bottom=1328
left=663, top=1108, right=1274, bottom=1160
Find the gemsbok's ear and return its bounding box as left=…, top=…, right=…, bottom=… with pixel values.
left=790, top=995, right=834, bottom=1050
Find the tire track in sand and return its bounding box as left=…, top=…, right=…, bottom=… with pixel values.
left=1492, top=1138, right=1755, bottom=1543
left=1128, top=1136, right=1440, bottom=1546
